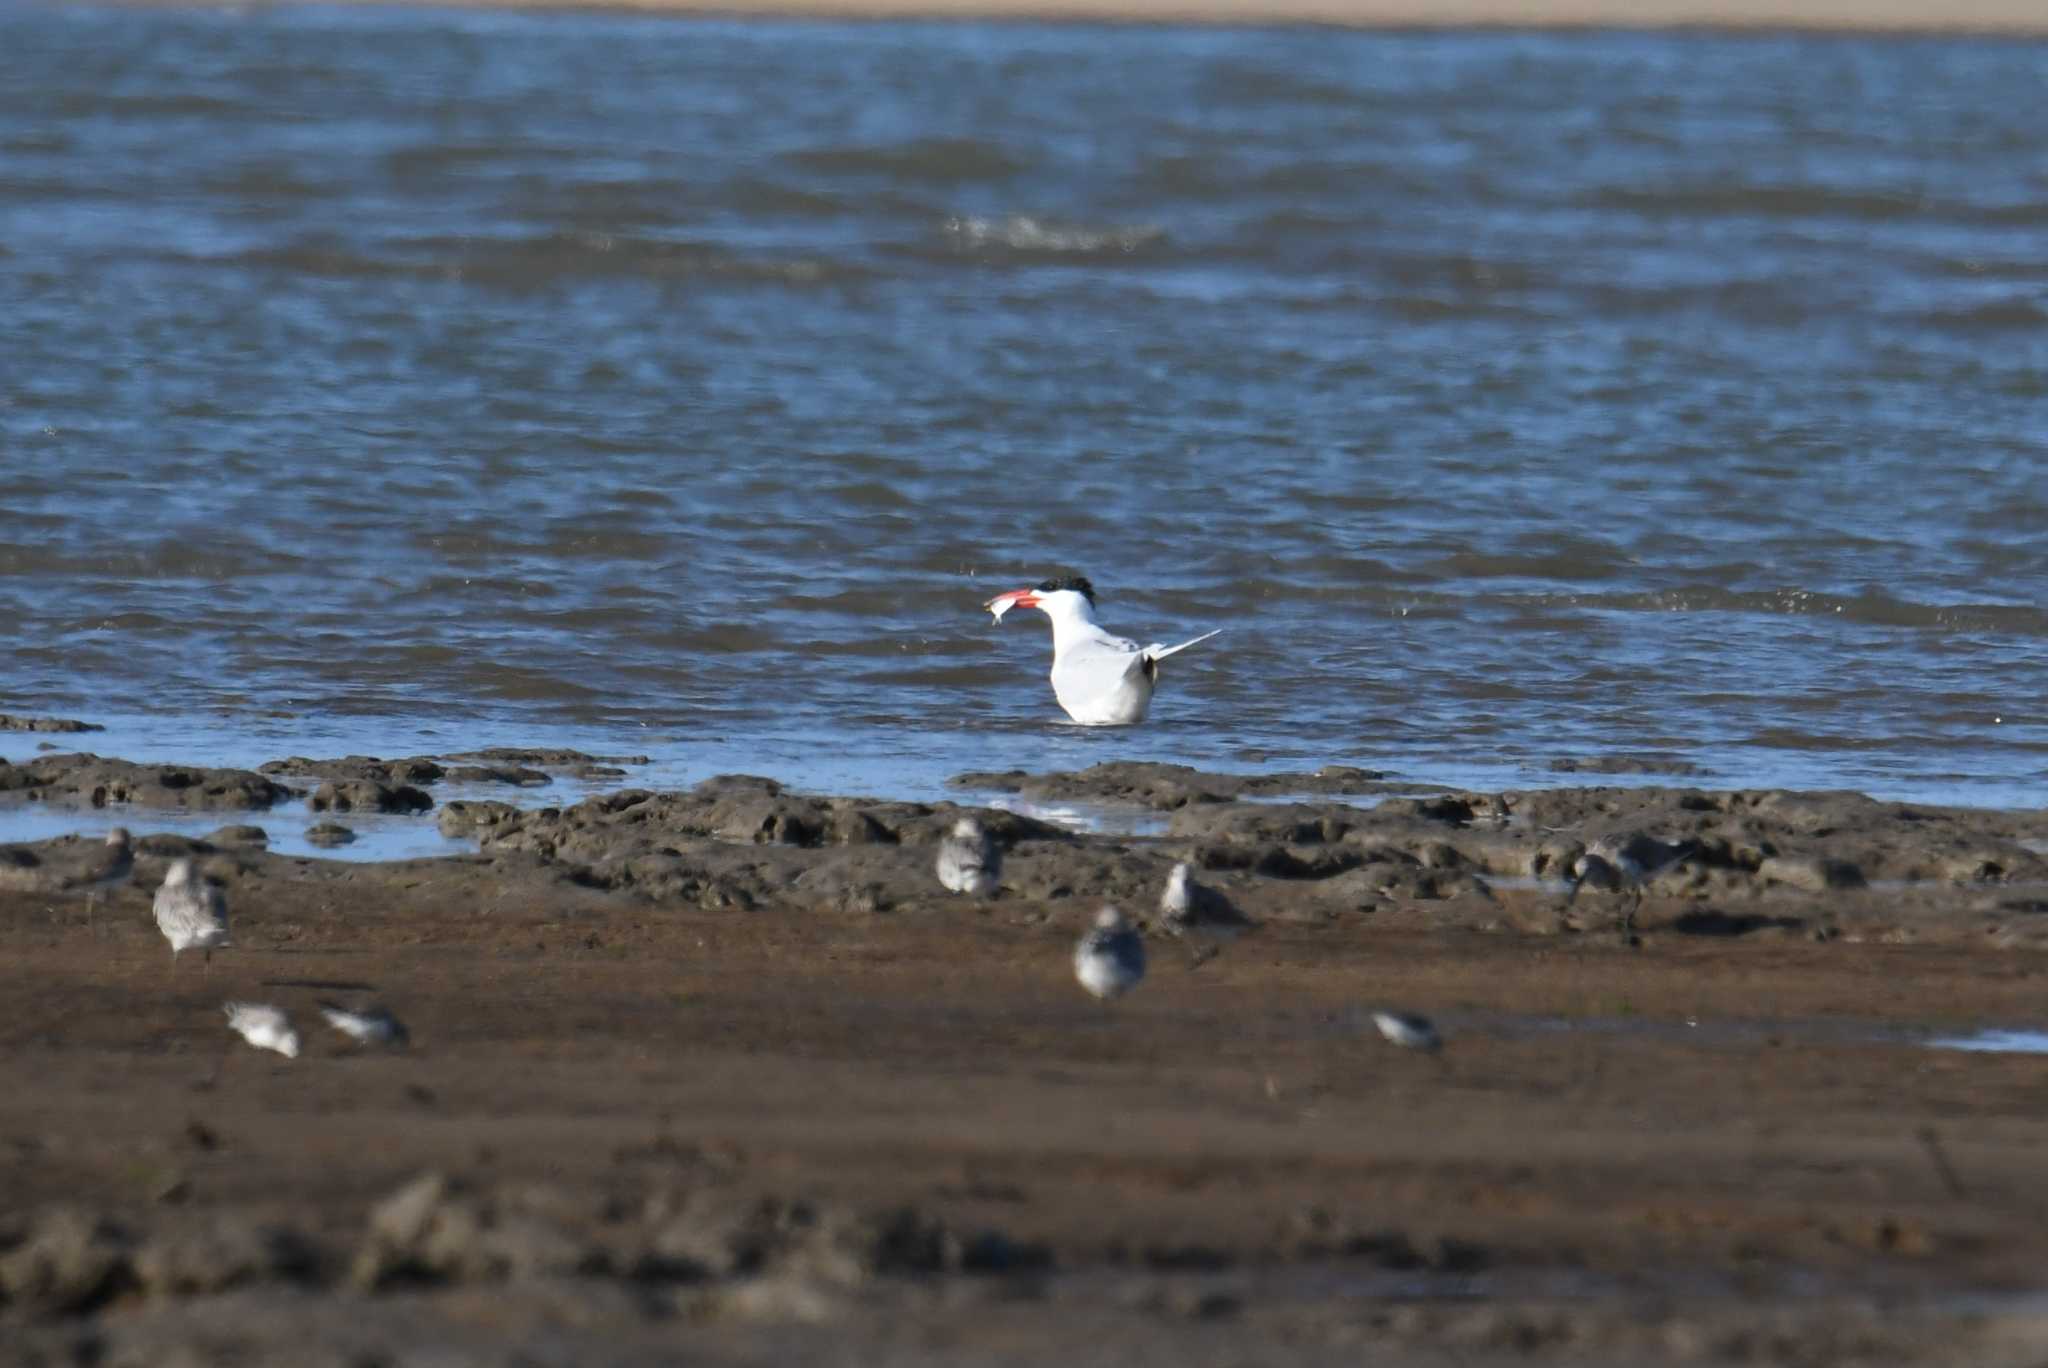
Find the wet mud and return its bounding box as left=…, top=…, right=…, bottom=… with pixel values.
left=6, top=754, right=2048, bottom=1364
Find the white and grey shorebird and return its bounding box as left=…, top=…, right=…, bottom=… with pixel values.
left=1074, top=906, right=1146, bottom=1000
left=153, top=858, right=229, bottom=972
left=223, top=1002, right=299, bottom=1058
left=319, top=1001, right=411, bottom=1048
left=984, top=576, right=1220, bottom=726
left=1564, top=834, right=1699, bottom=918
left=935, top=817, right=1000, bottom=896
left=73, top=828, right=134, bottom=925
left=1371, top=1010, right=1442, bottom=1053
left=1158, top=862, right=1256, bottom=963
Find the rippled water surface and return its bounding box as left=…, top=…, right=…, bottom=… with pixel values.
left=2, top=5, right=2044, bottom=807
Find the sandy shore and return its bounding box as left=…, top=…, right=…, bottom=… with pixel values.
left=195, top=0, right=2048, bottom=35
left=6, top=749, right=2048, bottom=1363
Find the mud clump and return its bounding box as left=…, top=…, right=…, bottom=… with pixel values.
left=0, top=715, right=103, bottom=734
left=307, top=780, right=433, bottom=816
left=131, top=1217, right=317, bottom=1298
left=1549, top=755, right=1705, bottom=777
left=0, top=753, right=296, bottom=811
left=343, top=1174, right=1046, bottom=1295
left=353, top=1174, right=605, bottom=1288
left=262, top=755, right=448, bottom=786
left=442, top=747, right=651, bottom=769
left=951, top=761, right=1409, bottom=809
left=454, top=778, right=1071, bottom=908
left=0, top=1208, right=134, bottom=1314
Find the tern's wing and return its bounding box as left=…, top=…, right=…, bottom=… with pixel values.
left=1141, top=629, right=1221, bottom=663
left=1058, top=627, right=1147, bottom=668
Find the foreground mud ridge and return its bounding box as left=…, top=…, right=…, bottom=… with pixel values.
left=5, top=751, right=2048, bottom=1365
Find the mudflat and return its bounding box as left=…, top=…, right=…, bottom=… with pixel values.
left=5, top=755, right=2048, bottom=1365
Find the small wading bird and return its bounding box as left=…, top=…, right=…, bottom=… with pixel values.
left=1371, top=1010, right=1442, bottom=1053
left=1158, top=862, right=1256, bottom=964
left=935, top=817, right=1000, bottom=896
left=74, top=828, right=134, bottom=926
left=984, top=576, right=1220, bottom=726
left=223, top=1002, right=299, bottom=1059
left=319, top=1001, right=411, bottom=1048
left=1563, top=834, right=1699, bottom=923
left=1074, top=906, right=1146, bottom=1000
left=154, top=858, right=229, bottom=973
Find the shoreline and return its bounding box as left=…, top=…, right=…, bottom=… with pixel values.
left=79, top=0, right=2048, bottom=36
left=8, top=748, right=2048, bottom=1362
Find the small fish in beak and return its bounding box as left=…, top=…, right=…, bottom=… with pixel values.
left=984, top=587, right=1038, bottom=623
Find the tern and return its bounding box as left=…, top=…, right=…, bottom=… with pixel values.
left=935, top=817, right=1000, bottom=896
left=154, top=858, right=229, bottom=973
left=223, top=1002, right=299, bottom=1059
left=1074, top=906, right=1146, bottom=1000
left=984, top=576, right=1219, bottom=726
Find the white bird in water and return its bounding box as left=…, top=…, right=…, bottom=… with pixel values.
left=154, top=858, right=229, bottom=972
left=1371, top=1010, right=1442, bottom=1053
left=223, top=1002, right=299, bottom=1059
left=935, top=817, right=1000, bottom=896
left=319, top=1001, right=411, bottom=1048
left=1158, top=862, right=1256, bottom=963
left=74, top=828, right=134, bottom=926
left=1074, top=906, right=1146, bottom=1000
left=984, top=576, right=1220, bottom=726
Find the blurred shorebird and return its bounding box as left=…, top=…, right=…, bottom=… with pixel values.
left=74, top=828, right=133, bottom=926
left=223, top=1002, right=298, bottom=1059
left=154, top=858, right=229, bottom=973
left=1564, top=834, right=1698, bottom=923
left=1158, top=862, right=1256, bottom=964
left=1372, top=1010, right=1442, bottom=1053
left=1074, top=906, right=1146, bottom=1000
left=935, top=817, right=1000, bottom=896
left=319, top=1001, right=411, bottom=1048
left=984, top=576, right=1219, bottom=726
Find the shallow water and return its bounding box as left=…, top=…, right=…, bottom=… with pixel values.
left=3, top=5, right=2045, bottom=817
left=1925, top=1028, right=2048, bottom=1055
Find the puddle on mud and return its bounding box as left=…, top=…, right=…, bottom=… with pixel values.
left=968, top=789, right=1446, bottom=838
left=1924, top=1029, right=2048, bottom=1055
left=0, top=758, right=638, bottom=862
left=1314, top=1008, right=2048, bottom=1058
left=980, top=796, right=1171, bottom=837
left=0, top=801, right=476, bottom=862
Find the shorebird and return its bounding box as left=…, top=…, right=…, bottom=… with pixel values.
left=1158, top=862, right=1256, bottom=964
left=1074, top=906, right=1146, bottom=1000
left=984, top=576, right=1220, bottom=726
left=74, top=828, right=133, bottom=926
left=1564, top=834, right=1698, bottom=921
left=319, top=1001, right=411, bottom=1048
left=1372, top=1010, right=1442, bottom=1053
left=154, top=859, right=229, bottom=973
left=935, top=817, right=1000, bottom=896
left=223, top=1002, right=299, bottom=1058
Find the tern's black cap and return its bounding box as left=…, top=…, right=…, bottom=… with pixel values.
left=1036, top=575, right=1096, bottom=604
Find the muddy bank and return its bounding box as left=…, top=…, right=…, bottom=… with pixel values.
left=5, top=754, right=2048, bottom=1364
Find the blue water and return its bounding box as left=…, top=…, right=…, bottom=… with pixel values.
left=2, top=5, right=2044, bottom=820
